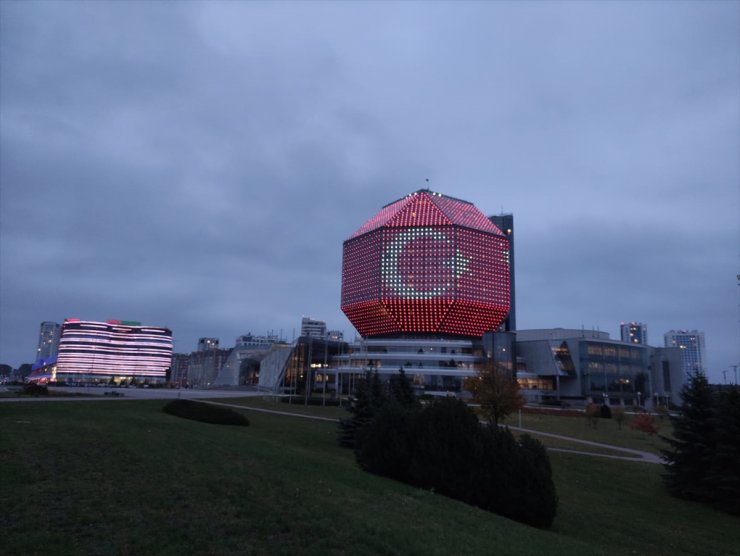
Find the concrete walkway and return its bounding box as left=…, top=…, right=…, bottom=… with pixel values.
left=505, top=425, right=664, bottom=464
left=205, top=400, right=665, bottom=465
left=204, top=400, right=340, bottom=422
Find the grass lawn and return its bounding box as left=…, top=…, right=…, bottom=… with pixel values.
left=1, top=400, right=738, bottom=556
left=501, top=409, right=670, bottom=456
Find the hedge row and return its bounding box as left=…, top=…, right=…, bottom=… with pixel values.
left=355, top=397, right=558, bottom=528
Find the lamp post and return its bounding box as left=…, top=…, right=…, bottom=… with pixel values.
left=602, top=366, right=609, bottom=406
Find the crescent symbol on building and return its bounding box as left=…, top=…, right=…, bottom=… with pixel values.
left=381, top=227, right=471, bottom=300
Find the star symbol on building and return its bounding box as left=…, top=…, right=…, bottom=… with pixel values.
left=443, top=249, right=471, bottom=279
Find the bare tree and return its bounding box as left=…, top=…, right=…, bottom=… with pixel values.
left=464, top=359, right=524, bottom=426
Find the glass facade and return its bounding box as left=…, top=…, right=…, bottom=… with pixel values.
left=341, top=190, right=510, bottom=337
left=552, top=342, right=576, bottom=376
left=332, top=337, right=484, bottom=394
left=580, top=341, right=648, bottom=401
left=664, top=330, right=706, bottom=375
left=36, top=321, right=61, bottom=361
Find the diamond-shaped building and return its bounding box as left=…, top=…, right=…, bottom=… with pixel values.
left=341, top=189, right=510, bottom=338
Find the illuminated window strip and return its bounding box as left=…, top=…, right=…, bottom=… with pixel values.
left=57, top=320, right=173, bottom=378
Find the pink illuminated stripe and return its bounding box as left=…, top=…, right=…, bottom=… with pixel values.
left=57, top=319, right=173, bottom=378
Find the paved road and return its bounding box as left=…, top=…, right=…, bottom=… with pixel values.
left=0, top=385, right=265, bottom=401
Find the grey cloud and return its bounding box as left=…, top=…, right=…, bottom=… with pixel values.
left=1, top=1, right=737, bottom=379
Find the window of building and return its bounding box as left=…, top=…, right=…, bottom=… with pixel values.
left=662, top=361, right=672, bottom=392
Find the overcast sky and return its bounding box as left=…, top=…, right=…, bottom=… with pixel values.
left=1, top=1, right=738, bottom=383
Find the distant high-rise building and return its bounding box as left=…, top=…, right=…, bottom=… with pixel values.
left=235, top=333, right=280, bottom=349
left=327, top=330, right=344, bottom=341
left=197, top=337, right=219, bottom=352
left=664, top=330, right=706, bottom=375
left=621, top=322, right=647, bottom=345
left=35, top=321, right=60, bottom=361
left=187, top=347, right=231, bottom=388
left=488, top=214, right=515, bottom=332
left=301, top=317, right=327, bottom=338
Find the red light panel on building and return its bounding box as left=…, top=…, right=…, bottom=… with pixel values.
left=341, top=190, right=510, bottom=337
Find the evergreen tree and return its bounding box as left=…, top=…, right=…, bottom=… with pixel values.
left=705, top=386, right=740, bottom=514
left=389, top=367, right=418, bottom=408
left=337, top=370, right=387, bottom=448
left=662, top=371, right=717, bottom=502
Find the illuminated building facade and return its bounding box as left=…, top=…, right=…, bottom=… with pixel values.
left=55, top=319, right=173, bottom=384
left=341, top=189, right=510, bottom=338
left=259, top=189, right=512, bottom=397
left=281, top=190, right=512, bottom=397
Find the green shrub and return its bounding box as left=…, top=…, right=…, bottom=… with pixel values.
left=354, top=404, right=414, bottom=483
left=705, top=387, right=740, bottom=515
left=338, top=369, right=416, bottom=448
left=163, top=400, right=249, bottom=426
left=23, top=383, right=49, bottom=396
left=663, top=375, right=740, bottom=515
left=506, top=433, right=558, bottom=528
left=337, top=371, right=386, bottom=448
left=356, top=397, right=558, bottom=528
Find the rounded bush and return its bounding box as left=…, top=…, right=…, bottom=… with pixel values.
left=600, top=404, right=612, bottom=419
left=23, top=383, right=49, bottom=396
left=163, top=399, right=249, bottom=426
